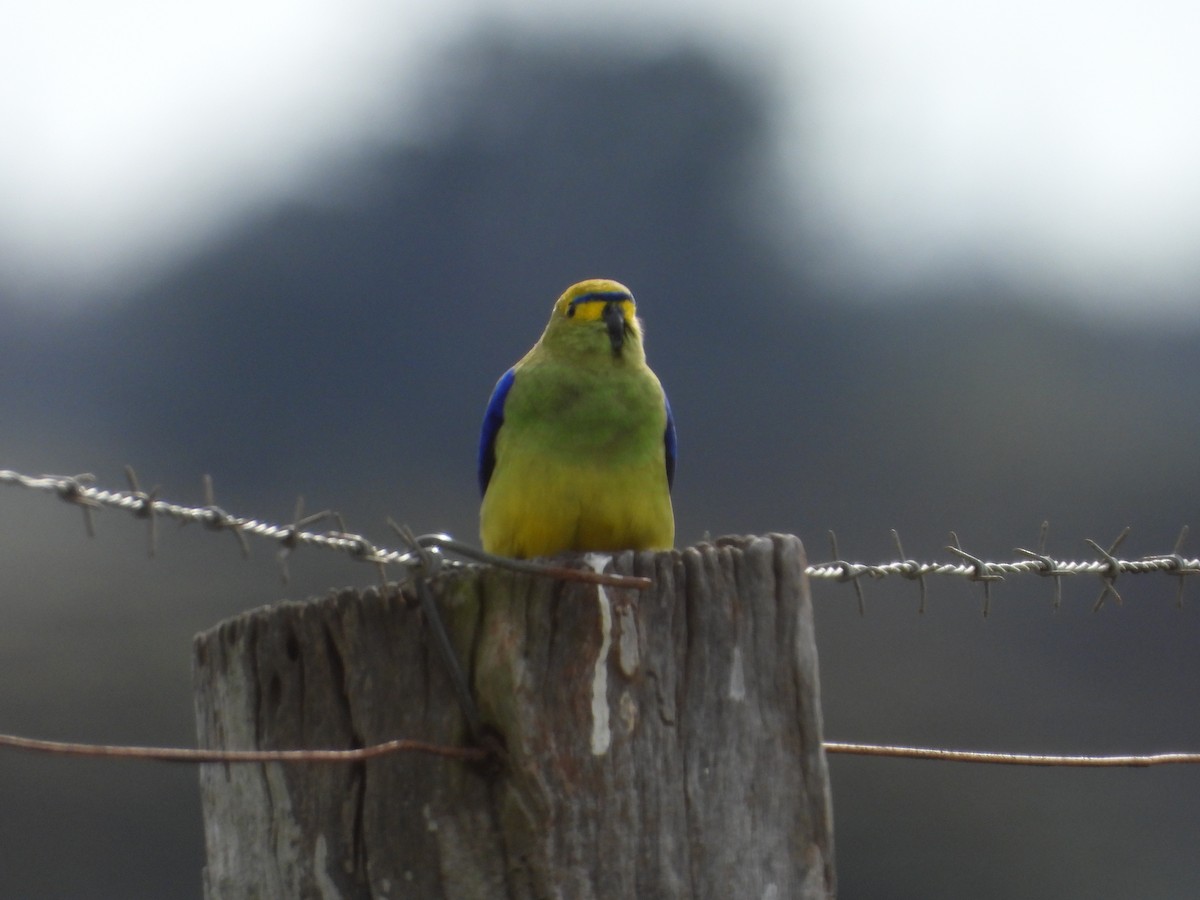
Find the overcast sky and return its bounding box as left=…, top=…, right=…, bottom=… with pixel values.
left=4, top=0, right=1198, bottom=320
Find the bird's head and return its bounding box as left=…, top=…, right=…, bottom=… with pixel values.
left=547, top=278, right=643, bottom=359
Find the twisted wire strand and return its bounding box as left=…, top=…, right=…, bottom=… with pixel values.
left=3, top=468, right=1197, bottom=596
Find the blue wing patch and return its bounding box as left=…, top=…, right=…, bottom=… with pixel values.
left=478, top=368, right=516, bottom=495
left=664, top=394, right=677, bottom=491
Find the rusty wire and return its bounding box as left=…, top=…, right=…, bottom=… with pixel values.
left=4, top=728, right=1200, bottom=769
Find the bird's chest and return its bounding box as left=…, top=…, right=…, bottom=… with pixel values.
left=509, top=368, right=660, bottom=458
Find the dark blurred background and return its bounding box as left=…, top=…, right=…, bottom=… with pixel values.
left=4, top=17, right=1200, bottom=900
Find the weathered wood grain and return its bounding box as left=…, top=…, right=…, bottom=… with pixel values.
left=194, top=534, right=835, bottom=898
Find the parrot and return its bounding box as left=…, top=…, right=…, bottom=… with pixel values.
left=478, top=278, right=676, bottom=559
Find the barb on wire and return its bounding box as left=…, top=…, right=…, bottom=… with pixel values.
left=890, top=529, right=928, bottom=614
left=1087, top=527, right=1130, bottom=611
left=54, top=473, right=99, bottom=537
left=820, top=531, right=867, bottom=616
left=193, top=474, right=251, bottom=558
left=1014, top=520, right=1067, bottom=608
left=277, top=497, right=343, bottom=584
left=123, top=465, right=161, bottom=557
left=1145, top=525, right=1199, bottom=609
left=946, top=531, right=1004, bottom=617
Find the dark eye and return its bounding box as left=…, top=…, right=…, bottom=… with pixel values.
left=567, top=305, right=576, bottom=317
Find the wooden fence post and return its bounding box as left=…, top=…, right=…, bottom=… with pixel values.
left=193, top=534, right=836, bottom=898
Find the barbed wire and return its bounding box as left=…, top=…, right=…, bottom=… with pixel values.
left=815, top=523, right=1199, bottom=614
left=0, top=467, right=649, bottom=591
left=3, top=468, right=1198, bottom=612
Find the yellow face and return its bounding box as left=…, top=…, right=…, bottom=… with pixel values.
left=555, top=279, right=636, bottom=321
left=552, top=278, right=640, bottom=354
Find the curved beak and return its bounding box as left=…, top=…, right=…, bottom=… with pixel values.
left=603, top=300, right=626, bottom=355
